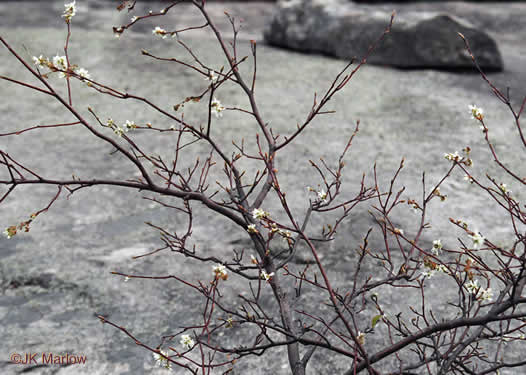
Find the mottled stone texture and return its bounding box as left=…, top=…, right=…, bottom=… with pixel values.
left=265, top=0, right=503, bottom=71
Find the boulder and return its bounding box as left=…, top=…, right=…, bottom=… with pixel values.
left=264, top=0, right=503, bottom=71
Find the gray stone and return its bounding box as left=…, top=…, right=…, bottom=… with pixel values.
left=265, top=0, right=503, bottom=71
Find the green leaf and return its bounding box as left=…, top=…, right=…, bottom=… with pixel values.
left=371, top=314, right=383, bottom=328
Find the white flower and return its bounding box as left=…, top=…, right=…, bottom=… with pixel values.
left=436, top=264, right=449, bottom=274
left=124, top=120, right=137, bottom=131
left=394, top=228, right=404, bottom=236
left=3, top=226, right=17, bottom=239
left=252, top=208, right=268, bottom=220
left=464, top=174, right=474, bottom=184
left=469, top=105, right=484, bottom=121
left=113, top=126, right=125, bottom=137
left=260, top=270, right=274, bottom=282
left=480, top=288, right=493, bottom=302
left=62, top=1, right=76, bottom=22
left=469, top=231, right=485, bottom=249
left=250, top=255, right=258, bottom=264
left=124, top=276, right=130, bottom=282
left=280, top=230, right=292, bottom=240
left=213, top=264, right=228, bottom=280
left=152, top=26, right=167, bottom=39
left=53, top=55, right=67, bottom=71
left=421, top=269, right=435, bottom=279
left=499, top=183, right=511, bottom=196
left=153, top=349, right=171, bottom=369
left=180, top=334, right=194, bottom=350
left=444, top=151, right=461, bottom=162
left=211, top=97, right=225, bottom=118
left=32, top=55, right=48, bottom=68
left=205, top=71, right=218, bottom=83
left=131, top=16, right=138, bottom=22
left=75, top=67, right=90, bottom=80
left=247, top=224, right=258, bottom=234
left=432, top=239, right=442, bottom=255
left=466, top=279, right=479, bottom=293
left=317, top=189, right=328, bottom=202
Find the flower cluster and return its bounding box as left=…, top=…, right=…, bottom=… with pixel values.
left=213, top=264, right=228, bottom=280
left=3, top=213, right=37, bottom=239
left=152, top=26, right=168, bottom=39
left=270, top=223, right=292, bottom=243
left=252, top=208, right=269, bottom=220
left=499, top=183, right=511, bottom=196
left=3, top=226, right=17, bottom=239
left=463, top=174, right=474, bottom=184
left=431, top=239, right=442, bottom=255
left=107, top=118, right=137, bottom=137
left=421, top=255, right=449, bottom=279
left=247, top=224, right=258, bottom=234
left=444, top=151, right=461, bottom=162
left=469, top=231, right=485, bottom=249
left=444, top=147, right=473, bottom=167
left=205, top=71, right=218, bottom=83
left=62, top=1, right=76, bottom=22
left=32, top=54, right=91, bottom=83
left=260, top=270, right=275, bottom=282
left=432, top=187, right=447, bottom=202
left=211, top=97, right=225, bottom=118
left=180, top=334, right=195, bottom=350
left=469, top=104, right=484, bottom=121
left=307, top=186, right=328, bottom=203
left=465, top=279, right=493, bottom=302
left=152, top=349, right=171, bottom=369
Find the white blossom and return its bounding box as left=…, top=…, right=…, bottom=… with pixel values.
left=32, top=55, right=48, bottom=68
left=480, top=288, right=493, bottom=302
left=432, top=239, right=443, bottom=255
left=444, top=151, right=461, bottom=162
left=152, top=26, right=167, bottom=39
left=469, top=104, right=484, bottom=121
left=213, top=264, right=228, bottom=280
left=421, top=269, right=435, bottom=279
left=469, top=231, right=485, bottom=249
left=75, top=67, right=90, bottom=80
left=247, top=224, right=258, bottom=234
left=62, top=1, right=76, bottom=22
left=124, top=120, right=137, bottom=131
left=152, top=349, right=171, bottom=369
left=260, top=270, right=275, bottom=282
left=211, top=97, right=225, bottom=118
left=113, top=126, right=125, bottom=137
left=180, top=334, right=194, bottom=350
left=499, top=183, right=511, bottom=196
left=53, top=55, right=67, bottom=71
left=466, top=279, right=479, bottom=294
left=205, top=71, right=218, bottom=83
left=252, top=208, right=268, bottom=220
left=3, top=226, right=16, bottom=239
left=317, top=189, right=328, bottom=202
left=464, top=174, right=474, bottom=184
